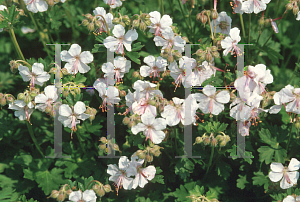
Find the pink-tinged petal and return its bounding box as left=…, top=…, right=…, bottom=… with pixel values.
left=137, top=172, right=149, bottom=188
left=59, top=104, right=72, bottom=117
left=64, top=62, right=78, bottom=74
left=107, top=164, right=120, bottom=176
left=74, top=101, right=86, bottom=115
left=142, top=165, right=156, bottom=180
left=131, top=123, right=147, bottom=135
left=203, top=85, right=216, bottom=96
left=141, top=112, right=155, bottom=125
left=113, top=24, right=125, bottom=38
left=151, top=130, right=165, bottom=144
left=69, top=190, right=82, bottom=201
left=280, top=171, right=299, bottom=189
left=215, top=90, right=230, bottom=103
left=68, top=44, right=81, bottom=57
left=145, top=105, right=157, bottom=117
left=288, top=158, right=300, bottom=171
left=35, top=0, right=48, bottom=12
left=80, top=51, right=93, bottom=64
left=82, top=190, right=97, bottom=202
left=44, top=85, right=58, bottom=101
left=77, top=61, right=91, bottom=74
left=271, top=162, right=284, bottom=172
left=153, top=118, right=166, bottom=131
left=268, top=171, right=283, bottom=182
left=34, top=94, right=47, bottom=104
left=153, top=36, right=167, bottom=47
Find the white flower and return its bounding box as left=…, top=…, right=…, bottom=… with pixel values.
left=212, top=11, right=232, bottom=35
left=140, top=56, right=167, bottom=79
left=8, top=100, right=34, bottom=122
left=251, top=64, right=273, bottom=94
left=61, top=44, right=93, bottom=75
left=232, top=0, right=244, bottom=14
left=153, top=28, right=186, bottom=53
left=148, top=11, right=173, bottom=36
left=103, top=24, right=138, bottom=56
left=191, top=61, right=214, bottom=86
left=69, top=190, right=97, bottom=202
left=281, top=86, right=300, bottom=114
left=269, top=85, right=295, bottom=114
left=270, top=19, right=279, bottom=34
left=93, top=7, right=114, bottom=34
left=133, top=80, right=163, bottom=100
left=241, top=0, right=271, bottom=14
left=131, top=112, right=166, bottom=144
left=103, top=0, right=122, bottom=9
left=283, top=195, right=300, bottom=202
left=58, top=101, right=90, bottom=138
left=21, top=26, right=35, bottom=34
left=107, top=156, right=137, bottom=195
left=35, top=85, right=58, bottom=112
left=102, top=56, right=131, bottom=83
left=221, top=27, right=242, bottom=56
left=18, top=63, right=50, bottom=88
left=238, top=121, right=251, bottom=136
left=269, top=158, right=300, bottom=189
left=168, top=56, right=195, bottom=90
left=0, top=5, right=7, bottom=32
left=194, top=85, right=230, bottom=115
left=132, top=98, right=157, bottom=117
left=296, top=11, right=300, bottom=21
left=230, top=91, right=252, bottom=121
left=94, top=83, right=120, bottom=111
left=23, top=0, right=48, bottom=13
left=130, top=154, right=156, bottom=189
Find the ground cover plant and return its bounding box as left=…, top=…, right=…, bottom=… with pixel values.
left=1, top=0, right=300, bottom=201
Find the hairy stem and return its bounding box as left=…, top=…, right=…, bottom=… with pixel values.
left=9, top=28, right=25, bottom=61
left=239, top=13, right=246, bottom=39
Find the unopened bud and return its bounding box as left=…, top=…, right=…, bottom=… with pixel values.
left=205, top=10, right=211, bottom=17
left=82, top=19, right=89, bottom=26
left=264, top=19, right=271, bottom=26
left=133, top=19, right=140, bottom=28
left=173, top=51, right=182, bottom=60
left=120, top=90, right=126, bottom=97
left=100, top=137, right=106, bottom=144
left=50, top=190, right=59, bottom=199
left=258, top=18, right=265, bottom=26
left=99, top=144, right=106, bottom=150
left=57, top=192, right=66, bottom=202
left=17, top=93, right=25, bottom=100
left=45, top=106, right=52, bottom=113
left=219, top=140, right=227, bottom=147
left=24, top=95, right=31, bottom=104
left=112, top=18, right=120, bottom=24
left=0, top=98, right=6, bottom=106
left=211, top=199, right=219, bottom=202
left=140, top=21, right=147, bottom=31
left=62, top=90, right=69, bottom=98
left=293, top=5, right=299, bottom=15
left=203, top=137, right=210, bottom=145
left=30, top=91, right=37, bottom=97
left=182, top=36, right=189, bottom=43
left=196, top=13, right=202, bottom=21
left=211, top=10, right=218, bottom=19
left=7, top=96, right=14, bottom=103
left=286, top=3, right=293, bottom=10
left=132, top=71, right=140, bottom=78
left=195, top=136, right=202, bottom=144
left=225, top=135, right=230, bottom=142
left=0, top=93, right=3, bottom=99
left=211, top=137, right=218, bottom=147
left=123, top=117, right=130, bottom=125
left=205, top=52, right=213, bottom=62
left=17, top=9, right=25, bottom=16
left=88, top=22, right=95, bottom=32
left=89, top=114, right=95, bottom=122
left=212, top=51, right=220, bottom=58
left=95, top=20, right=101, bottom=28
left=103, top=184, right=112, bottom=192
left=10, top=60, right=20, bottom=73
left=211, top=46, right=217, bottom=52
left=85, top=13, right=93, bottom=20
left=74, top=88, right=81, bottom=95
left=66, top=189, right=72, bottom=195
left=61, top=68, right=68, bottom=75
left=96, top=188, right=105, bottom=197
left=145, top=19, right=152, bottom=26
left=93, top=184, right=100, bottom=191
left=123, top=15, right=130, bottom=24
left=146, top=155, right=153, bottom=162
left=167, top=55, right=174, bottom=63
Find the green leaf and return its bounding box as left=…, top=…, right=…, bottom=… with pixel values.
left=215, top=160, right=232, bottom=180
left=252, top=171, right=269, bottom=190
left=131, top=42, right=144, bottom=52
left=66, top=93, right=74, bottom=106
left=257, top=146, right=274, bottom=165
left=237, top=174, right=248, bottom=190
left=126, top=51, right=141, bottom=64
left=73, top=73, right=87, bottom=84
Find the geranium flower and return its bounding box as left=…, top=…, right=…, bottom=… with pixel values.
left=93, top=7, right=114, bottom=34
left=133, top=80, right=163, bottom=100
left=281, top=85, right=300, bottom=114
left=194, top=85, right=230, bottom=115
left=34, top=85, right=58, bottom=112
left=23, top=0, right=48, bottom=13
left=283, top=195, right=300, bottom=202
left=231, top=0, right=244, bottom=14
left=153, top=28, right=186, bottom=53
left=238, top=121, right=251, bottom=136
left=8, top=100, right=34, bottom=122
left=269, top=85, right=295, bottom=114
left=101, top=56, right=131, bottom=83
left=94, top=83, right=121, bottom=111
left=212, top=11, right=232, bottom=35
left=230, top=91, right=252, bottom=121
left=18, top=63, right=50, bottom=88
left=132, top=97, right=157, bottom=117
left=148, top=11, right=173, bottom=36
left=61, top=44, right=93, bottom=75
left=168, top=56, right=195, bottom=90
left=103, top=24, right=138, bottom=56
left=107, top=156, right=137, bottom=195
left=69, top=190, right=97, bottom=202
left=296, top=11, right=300, bottom=21
left=21, top=26, right=36, bottom=34
left=269, top=158, right=300, bottom=189
left=140, top=56, right=167, bottom=79
left=191, top=61, right=214, bottom=87
left=103, top=0, right=122, bottom=9
left=131, top=112, right=166, bottom=144
left=241, top=0, right=271, bottom=14
left=130, top=154, right=156, bottom=189
left=58, top=101, right=90, bottom=138
left=221, top=27, right=242, bottom=56
left=123, top=89, right=142, bottom=115
left=250, top=64, right=273, bottom=95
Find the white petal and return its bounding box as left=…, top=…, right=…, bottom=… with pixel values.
left=141, top=112, right=155, bottom=125
left=82, top=190, right=97, bottom=202
left=124, top=29, right=138, bottom=42
left=36, top=72, right=50, bottom=84
left=107, top=164, right=120, bottom=176
left=119, top=156, right=130, bottom=170
left=44, top=85, right=58, bottom=101
left=268, top=171, right=283, bottom=182
left=153, top=118, right=166, bottom=131
left=203, top=85, right=216, bottom=96
left=142, top=165, right=156, bottom=180
left=59, top=104, right=72, bottom=117
left=77, top=61, right=91, bottom=74
left=34, top=94, right=47, bottom=104
left=283, top=196, right=296, bottom=202
left=69, top=190, right=82, bottom=201
left=151, top=130, right=165, bottom=144
left=74, top=101, right=86, bottom=115
left=288, top=158, right=300, bottom=171
left=80, top=51, right=93, bottom=64
left=215, top=90, right=230, bottom=103
left=68, top=44, right=81, bottom=57
left=61, top=50, right=74, bottom=63
left=131, top=123, right=147, bottom=135
left=113, top=24, right=125, bottom=38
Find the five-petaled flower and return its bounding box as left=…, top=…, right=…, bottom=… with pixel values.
left=18, top=63, right=50, bottom=88
left=8, top=100, right=34, bottom=123
left=34, top=85, right=58, bottom=112
left=61, top=44, right=94, bottom=75
left=221, top=27, right=242, bottom=56
left=140, top=55, right=168, bottom=79
left=103, top=0, right=122, bottom=9
left=269, top=158, right=300, bottom=189
left=148, top=11, right=173, bottom=36
left=58, top=101, right=90, bottom=139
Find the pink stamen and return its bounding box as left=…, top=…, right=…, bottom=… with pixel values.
left=155, top=26, right=160, bottom=36
left=209, top=99, right=214, bottom=114
left=284, top=172, right=292, bottom=184
left=214, top=0, right=217, bottom=10
left=73, top=59, right=79, bottom=74
left=27, top=0, right=35, bottom=5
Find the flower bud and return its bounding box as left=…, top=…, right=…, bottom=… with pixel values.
left=74, top=88, right=81, bottom=95
left=103, top=184, right=112, bottom=192
left=122, top=117, right=130, bottom=125
left=89, top=114, right=95, bottom=122
left=61, top=68, right=68, bottom=75
left=92, top=108, right=97, bottom=115
left=66, top=189, right=72, bottom=195
left=6, top=96, right=14, bottom=103
left=286, top=3, right=293, bottom=10
left=293, top=5, right=299, bottom=15
left=93, top=184, right=100, bottom=191
left=123, top=15, right=130, bottom=24
left=219, top=140, right=227, bottom=147
left=85, top=13, right=93, bottom=20
left=50, top=109, right=56, bottom=117
left=57, top=192, right=66, bottom=202
left=258, top=18, right=265, bottom=26
left=17, top=93, right=25, bottom=100
left=30, top=91, right=37, bottom=97
left=95, top=20, right=101, bottom=28
left=133, top=19, right=140, bottom=29
left=205, top=10, right=211, bottom=17
left=146, top=154, right=153, bottom=162
left=113, top=144, right=120, bottom=151
left=50, top=190, right=59, bottom=199
left=9, top=60, right=20, bottom=73
left=45, top=106, right=52, bottom=113
left=99, top=144, right=106, bottom=150
left=120, top=90, right=126, bottom=97
left=17, top=9, right=25, bottom=16
left=212, top=51, right=220, bottom=58
left=62, top=90, right=69, bottom=98
left=264, top=19, right=271, bottom=26
left=167, top=55, right=174, bottom=63
left=132, top=71, right=140, bottom=78
left=113, top=18, right=120, bottom=24
left=0, top=98, right=6, bottom=106
left=140, top=21, right=147, bottom=31
left=96, top=188, right=105, bottom=197
left=82, top=19, right=89, bottom=26
left=145, top=19, right=152, bottom=26
left=211, top=10, right=218, bottom=19
left=295, top=122, right=300, bottom=130
left=173, top=51, right=182, bottom=60
left=211, top=137, right=218, bottom=147
left=88, top=22, right=95, bottom=32
left=0, top=93, right=3, bottom=99
left=47, top=0, right=54, bottom=6
left=203, top=137, right=211, bottom=145
left=196, top=13, right=202, bottom=21
left=225, top=135, right=230, bottom=142
left=100, top=137, right=106, bottom=144
left=24, top=95, right=31, bottom=104
left=205, top=52, right=213, bottom=62
left=182, top=36, right=189, bottom=43
left=211, top=199, right=219, bottom=202
left=195, top=136, right=202, bottom=144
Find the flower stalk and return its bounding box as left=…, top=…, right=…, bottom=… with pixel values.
left=26, top=121, right=44, bottom=157
left=9, top=28, right=25, bottom=61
